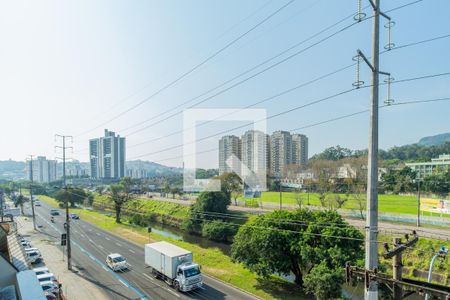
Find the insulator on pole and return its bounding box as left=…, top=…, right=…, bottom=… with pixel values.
left=384, top=21, right=396, bottom=50
left=352, top=53, right=364, bottom=88
left=353, top=0, right=366, bottom=22
left=384, top=76, right=394, bottom=105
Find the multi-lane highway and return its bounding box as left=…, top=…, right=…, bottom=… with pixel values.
left=27, top=202, right=257, bottom=300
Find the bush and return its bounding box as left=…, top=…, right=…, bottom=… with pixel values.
left=201, top=220, right=236, bottom=242
left=303, top=263, right=344, bottom=300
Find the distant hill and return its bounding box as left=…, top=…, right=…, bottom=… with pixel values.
left=418, top=132, right=450, bottom=147
left=0, top=160, right=26, bottom=181
left=126, top=160, right=182, bottom=177
left=0, top=159, right=182, bottom=181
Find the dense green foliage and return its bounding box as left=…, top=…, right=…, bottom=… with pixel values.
left=52, top=187, right=88, bottom=207
left=303, top=262, right=344, bottom=300
left=380, top=167, right=417, bottom=194
left=184, top=191, right=230, bottom=232
left=196, top=168, right=219, bottom=179
left=310, top=142, right=450, bottom=162
left=231, top=209, right=364, bottom=290
left=201, top=220, right=237, bottom=242
left=422, top=171, right=450, bottom=197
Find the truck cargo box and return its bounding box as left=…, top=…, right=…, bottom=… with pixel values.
left=145, top=241, right=193, bottom=279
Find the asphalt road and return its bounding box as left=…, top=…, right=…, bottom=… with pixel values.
left=29, top=202, right=257, bottom=300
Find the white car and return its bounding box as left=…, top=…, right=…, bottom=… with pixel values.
left=26, top=250, right=42, bottom=264
left=106, top=253, right=128, bottom=271
left=37, top=273, right=57, bottom=284
left=33, top=266, right=50, bottom=276
left=20, top=240, right=31, bottom=247
left=34, top=201, right=41, bottom=206
left=40, top=281, right=59, bottom=295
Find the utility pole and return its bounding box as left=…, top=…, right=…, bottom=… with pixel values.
left=28, top=155, right=37, bottom=230
left=353, top=1, right=393, bottom=298
left=382, top=232, right=418, bottom=300
left=279, top=179, right=282, bottom=210
left=417, top=179, right=421, bottom=227
left=55, top=134, right=73, bottom=271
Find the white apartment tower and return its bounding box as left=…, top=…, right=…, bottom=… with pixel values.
left=241, top=130, right=268, bottom=179
left=90, top=129, right=126, bottom=179
left=26, top=156, right=57, bottom=183
left=218, top=135, right=241, bottom=175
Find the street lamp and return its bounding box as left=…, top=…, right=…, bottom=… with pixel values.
left=424, top=246, right=448, bottom=300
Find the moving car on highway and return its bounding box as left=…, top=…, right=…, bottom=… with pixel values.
left=50, top=209, right=60, bottom=216
left=69, top=213, right=79, bottom=219
left=106, top=253, right=128, bottom=271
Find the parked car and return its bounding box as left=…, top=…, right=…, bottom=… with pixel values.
left=20, top=240, right=31, bottom=247
left=40, top=281, right=59, bottom=295
left=70, top=213, right=79, bottom=219
left=37, top=273, right=57, bottom=284
left=26, top=250, right=42, bottom=264
left=106, top=253, right=128, bottom=271
left=50, top=209, right=60, bottom=216
left=33, top=267, right=50, bottom=276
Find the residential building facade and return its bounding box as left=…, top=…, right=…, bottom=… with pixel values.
left=405, top=154, right=450, bottom=179
left=292, top=134, right=308, bottom=169
left=270, top=131, right=292, bottom=177
left=218, top=135, right=241, bottom=175
left=89, top=129, right=126, bottom=179
left=26, top=156, right=57, bottom=183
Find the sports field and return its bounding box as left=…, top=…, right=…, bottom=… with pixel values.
left=242, top=192, right=450, bottom=217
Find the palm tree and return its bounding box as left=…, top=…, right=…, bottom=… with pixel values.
left=14, top=194, right=26, bottom=215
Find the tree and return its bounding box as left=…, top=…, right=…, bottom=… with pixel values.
left=380, top=167, right=417, bottom=194
left=108, top=177, right=134, bottom=223
left=13, top=194, right=26, bottom=215
left=201, top=220, right=236, bottom=242
left=303, top=263, right=344, bottom=300
left=95, top=185, right=105, bottom=195
left=217, top=172, right=243, bottom=205
left=422, top=171, right=450, bottom=197
left=231, top=209, right=363, bottom=287
left=52, top=187, right=87, bottom=208
left=294, top=188, right=304, bottom=209
left=184, top=191, right=230, bottom=233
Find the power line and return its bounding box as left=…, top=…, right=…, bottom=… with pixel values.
left=135, top=96, right=450, bottom=166
left=128, top=72, right=450, bottom=160
left=98, top=0, right=422, bottom=139
left=126, top=32, right=450, bottom=149
left=75, top=0, right=296, bottom=137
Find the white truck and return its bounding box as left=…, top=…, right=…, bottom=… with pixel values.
left=144, top=241, right=203, bottom=292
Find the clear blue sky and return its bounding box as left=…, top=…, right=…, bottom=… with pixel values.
left=0, top=0, right=449, bottom=168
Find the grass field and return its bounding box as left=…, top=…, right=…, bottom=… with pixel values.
left=37, top=195, right=304, bottom=300
left=242, top=192, right=450, bottom=218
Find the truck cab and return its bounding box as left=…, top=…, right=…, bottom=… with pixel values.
left=175, top=262, right=202, bottom=292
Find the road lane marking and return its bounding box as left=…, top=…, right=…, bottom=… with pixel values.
left=34, top=211, right=151, bottom=299
left=142, top=273, right=154, bottom=281
left=165, top=288, right=180, bottom=298
left=116, top=242, right=122, bottom=246
left=98, top=245, right=104, bottom=250
left=88, top=229, right=92, bottom=232
left=96, top=232, right=101, bottom=236
left=129, top=249, right=135, bottom=253
left=105, top=237, right=110, bottom=241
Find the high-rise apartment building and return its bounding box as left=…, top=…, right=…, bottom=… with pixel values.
left=218, top=135, right=241, bottom=175
left=241, top=130, right=268, bottom=179
left=26, top=156, right=57, bottom=183
left=270, top=131, right=292, bottom=177
left=89, top=129, right=126, bottom=179
left=292, top=134, right=308, bottom=169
